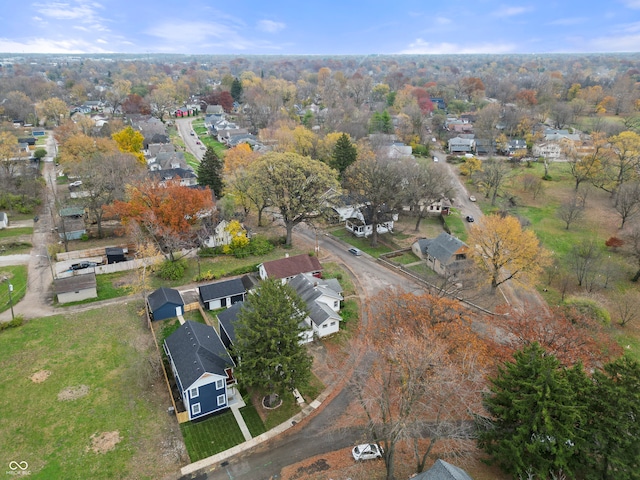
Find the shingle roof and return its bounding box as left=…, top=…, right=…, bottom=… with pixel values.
left=164, top=321, right=234, bottom=389
left=199, top=277, right=246, bottom=302
left=260, top=254, right=322, bottom=280
left=54, top=272, right=96, bottom=294
left=217, top=302, right=243, bottom=344
left=424, top=233, right=467, bottom=264
left=147, top=287, right=184, bottom=312
left=412, top=459, right=474, bottom=480
left=288, top=273, right=343, bottom=327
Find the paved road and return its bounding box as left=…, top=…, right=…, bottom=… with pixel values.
left=176, top=117, right=205, bottom=161
left=184, top=228, right=423, bottom=480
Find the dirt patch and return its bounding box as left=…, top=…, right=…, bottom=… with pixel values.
left=58, top=384, right=90, bottom=401
left=89, top=431, right=122, bottom=454
left=29, top=370, right=51, bottom=383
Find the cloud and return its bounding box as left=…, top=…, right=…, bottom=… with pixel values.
left=587, top=32, right=640, bottom=52
left=620, top=0, right=640, bottom=8
left=399, top=38, right=516, bottom=54
left=435, top=16, right=451, bottom=25
left=491, top=5, right=534, bottom=17
left=34, top=1, right=103, bottom=21
left=0, top=37, right=111, bottom=54
left=257, top=19, right=285, bottom=33
left=547, top=17, right=588, bottom=26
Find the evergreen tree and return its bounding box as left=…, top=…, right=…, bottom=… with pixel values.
left=477, top=343, right=586, bottom=479
left=584, top=356, right=640, bottom=480
left=369, top=110, right=394, bottom=134
left=230, top=77, right=243, bottom=103
left=331, top=133, right=357, bottom=174
left=198, top=147, right=225, bottom=198
left=232, top=278, right=313, bottom=406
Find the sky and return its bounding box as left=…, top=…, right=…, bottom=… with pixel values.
left=1, top=0, right=640, bottom=55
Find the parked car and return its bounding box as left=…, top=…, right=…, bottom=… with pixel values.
left=469, top=195, right=476, bottom=202
left=433, top=156, right=439, bottom=162
left=195, top=140, right=201, bottom=145
left=348, top=247, right=362, bottom=256
left=466, top=215, right=475, bottom=222
left=70, top=261, right=97, bottom=271
left=69, top=180, right=83, bottom=187
left=190, top=131, right=195, bottom=136
left=352, top=443, right=383, bottom=461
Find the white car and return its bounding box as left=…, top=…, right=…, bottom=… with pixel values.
left=69, top=180, right=83, bottom=187
left=469, top=195, right=476, bottom=202
left=352, top=443, right=383, bottom=461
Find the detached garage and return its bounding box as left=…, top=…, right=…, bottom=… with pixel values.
left=54, top=273, right=97, bottom=304
left=147, top=287, right=184, bottom=321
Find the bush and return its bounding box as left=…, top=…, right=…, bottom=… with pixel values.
left=198, top=246, right=218, bottom=257
left=0, top=316, right=24, bottom=332
left=194, top=270, right=218, bottom=282
left=248, top=235, right=274, bottom=256
left=157, top=259, right=187, bottom=280
left=226, top=263, right=259, bottom=277
left=563, top=297, right=611, bottom=326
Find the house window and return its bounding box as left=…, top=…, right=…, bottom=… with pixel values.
left=189, top=387, right=199, bottom=399
left=322, top=324, right=328, bottom=328
left=192, top=403, right=201, bottom=415
left=217, top=394, right=226, bottom=406
left=334, top=301, right=339, bottom=308
left=216, top=379, right=224, bottom=389
left=330, top=322, right=336, bottom=326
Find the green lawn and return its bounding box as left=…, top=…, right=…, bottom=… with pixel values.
left=0, top=241, right=32, bottom=255
left=0, top=265, right=28, bottom=314
left=240, top=404, right=267, bottom=437
left=329, top=228, right=393, bottom=257
left=0, top=303, right=181, bottom=479
left=0, top=227, right=33, bottom=239
left=191, top=119, right=227, bottom=157
left=180, top=410, right=246, bottom=462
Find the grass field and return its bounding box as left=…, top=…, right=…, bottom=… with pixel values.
left=0, top=303, right=184, bottom=479
left=0, top=265, right=28, bottom=314
left=0, top=227, right=33, bottom=239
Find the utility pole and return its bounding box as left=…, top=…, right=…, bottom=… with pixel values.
left=7, top=282, right=14, bottom=320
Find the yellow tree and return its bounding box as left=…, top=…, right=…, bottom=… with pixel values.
left=112, top=126, right=146, bottom=164
left=468, top=214, right=550, bottom=290
left=606, top=130, right=640, bottom=192
left=223, top=143, right=260, bottom=176
left=57, top=133, right=118, bottom=165
left=37, top=97, right=68, bottom=126
left=459, top=156, right=482, bottom=176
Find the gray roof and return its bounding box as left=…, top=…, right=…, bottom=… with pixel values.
left=147, top=287, right=184, bottom=312
left=199, top=277, right=249, bottom=302
left=307, top=300, right=340, bottom=327
left=412, top=459, right=473, bottom=480
left=54, top=272, right=96, bottom=294
left=217, top=301, right=244, bottom=344
left=288, top=273, right=343, bottom=327
left=164, top=321, right=234, bottom=388
left=421, top=232, right=467, bottom=264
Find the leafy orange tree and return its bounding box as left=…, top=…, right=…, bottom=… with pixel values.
left=56, top=132, right=118, bottom=166
left=223, top=143, right=260, bottom=176
left=353, top=290, right=490, bottom=479
left=492, top=304, right=622, bottom=371
left=106, top=179, right=215, bottom=260
left=468, top=214, right=550, bottom=291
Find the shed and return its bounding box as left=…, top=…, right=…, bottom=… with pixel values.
left=0, top=212, right=8, bottom=229
left=105, top=247, right=127, bottom=264
left=54, top=273, right=97, bottom=303
left=198, top=276, right=253, bottom=310
left=147, top=287, right=184, bottom=321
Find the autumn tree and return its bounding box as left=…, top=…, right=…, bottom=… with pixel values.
left=122, top=93, right=151, bottom=115
left=354, top=291, right=487, bottom=480
left=401, top=162, right=454, bottom=231
left=492, top=304, right=621, bottom=371
left=229, top=168, right=271, bottom=225
left=342, top=152, right=408, bottom=247
left=37, top=97, right=68, bottom=126
left=604, top=131, right=640, bottom=193
left=105, top=78, right=132, bottom=115
left=105, top=179, right=214, bottom=260
left=562, top=132, right=608, bottom=191
left=57, top=132, right=118, bottom=166
left=614, top=181, right=640, bottom=229
left=477, top=343, right=587, bottom=479
left=232, top=278, right=312, bottom=407
left=147, top=79, right=176, bottom=122
left=459, top=156, right=482, bottom=177
left=248, top=152, right=339, bottom=245
left=476, top=157, right=511, bottom=206
left=569, top=238, right=602, bottom=288
left=468, top=215, right=549, bottom=291
left=622, top=222, right=640, bottom=281
left=111, top=126, right=145, bottom=164
left=75, top=152, right=145, bottom=237
left=222, top=143, right=260, bottom=176
left=557, top=194, right=585, bottom=230
left=197, top=147, right=225, bottom=198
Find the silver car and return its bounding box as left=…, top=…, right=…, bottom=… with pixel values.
left=352, top=443, right=383, bottom=461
